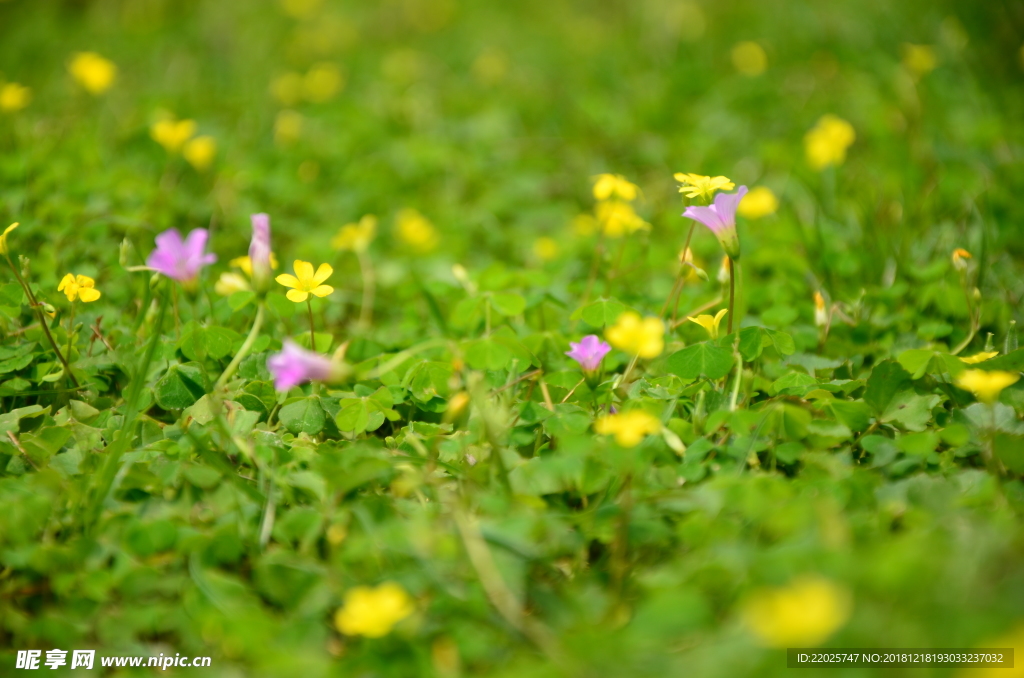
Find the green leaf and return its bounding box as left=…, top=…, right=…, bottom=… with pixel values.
left=463, top=337, right=513, bottom=371
left=279, top=397, right=326, bottom=435
left=994, top=433, right=1024, bottom=473
left=770, top=372, right=817, bottom=397
left=571, top=297, right=628, bottom=328
left=738, top=327, right=796, bottom=361
left=0, top=282, right=24, bottom=306
left=666, top=342, right=734, bottom=380
left=976, top=349, right=1024, bottom=372
left=898, top=349, right=965, bottom=379
left=880, top=391, right=941, bottom=432
left=293, top=332, right=332, bottom=352
left=154, top=363, right=207, bottom=410
left=179, top=324, right=239, bottom=361
left=864, top=359, right=911, bottom=414
left=19, top=426, right=73, bottom=465
left=229, top=291, right=256, bottom=311
left=490, top=292, right=526, bottom=317
left=829, top=400, right=872, bottom=433
left=336, top=398, right=370, bottom=433
left=0, top=352, right=34, bottom=374
left=266, top=291, right=297, bottom=318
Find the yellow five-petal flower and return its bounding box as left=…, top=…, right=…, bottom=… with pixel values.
left=58, top=273, right=102, bottom=303
left=276, top=260, right=334, bottom=303
left=674, top=173, right=735, bottom=201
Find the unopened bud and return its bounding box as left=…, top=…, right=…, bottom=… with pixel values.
left=814, top=291, right=828, bottom=327
left=119, top=239, right=131, bottom=268
left=951, top=248, right=971, bottom=272
left=717, top=256, right=731, bottom=284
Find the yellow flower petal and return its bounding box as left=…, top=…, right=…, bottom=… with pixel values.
left=276, top=273, right=300, bottom=288
left=310, top=284, right=334, bottom=298
left=293, top=260, right=314, bottom=282
left=0, top=222, right=19, bottom=255
left=960, top=351, right=998, bottom=365
left=58, top=273, right=75, bottom=292
left=313, top=263, right=334, bottom=285
left=78, top=287, right=101, bottom=302
left=286, top=289, right=310, bottom=303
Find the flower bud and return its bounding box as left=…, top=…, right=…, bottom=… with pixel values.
left=249, top=213, right=273, bottom=295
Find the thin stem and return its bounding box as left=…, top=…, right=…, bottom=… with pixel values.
left=729, top=352, right=743, bottom=411
left=66, top=301, right=76, bottom=370
left=727, top=256, right=736, bottom=335
left=215, top=303, right=265, bottom=390
left=579, top=228, right=608, bottom=314
left=306, top=298, right=316, bottom=350
left=4, top=254, right=79, bottom=387
left=356, top=249, right=376, bottom=328
left=615, top=354, right=640, bottom=390
left=86, top=287, right=170, bottom=532
left=661, top=222, right=697, bottom=320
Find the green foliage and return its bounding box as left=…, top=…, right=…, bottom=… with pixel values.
left=0, top=0, right=1023, bottom=676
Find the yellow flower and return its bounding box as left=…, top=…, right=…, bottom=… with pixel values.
left=958, top=623, right=1024, bottom=678
left=303, top=63, right=344, bottom=103
left=151, top=118, right=197, bottom=154
left=955, top=369, right=1020, bottom=404
left=688, top=309, right=728, bottom=339
left=230, top=253, right=279, bottom=276
left=606, top=312, right=665, bottom=358
left=532, top=236, right=559, bottom=261
left=592, top=174, right=640, bottom=201
left=396, top=208, right=439, bottom=253
left=960, top=351, right=998, bottom=365
left=674, top=173, right=735, bottom=201
left=804, top=115, right=855, bottom=170
left=276, top=260, right=335, bottom=303
left=0, top=222, right=18, bottom=255
left=68, top=52, right=117, bottom=95
left=595, top=200, right=649, bottom=238
left=0, top=83, right=31, bottom=112
left=215, top=272, right=251, bottom=296
left=731, top=41, right=767, bottom=76
left=595, top=410, right=662, bottom=447
left=183, top=136, right=217, bottom=172
left=274, top=110, right=303, bottom=145
left=741, top=576, right=852, bottom=647
left=57, top=274, right=101, bottom=303
left=737, top=186, right=779, bottom=219
left=952, top=247, right=972, bottom=272
left=902, top=43, right=938, bottom=78
left=270, top=72, right=304, bottom=107
left=331, top=215, right=377, bottom=253
left=334, top=582, right=414, bottom=638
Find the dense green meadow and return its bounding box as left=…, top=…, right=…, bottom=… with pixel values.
left=2, top=0, right=1024, bottom=675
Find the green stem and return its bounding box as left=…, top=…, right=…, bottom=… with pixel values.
left=4, top=254, right=79, bottom=387
left=727, top=256, right=736, bottom=335
left=215, top=303, right=265, bottom=390
left=66, top=301, right=76, bottom=371
left=86, top=286, right=170, bottom=532
left=357, top=249, right=376, bottom=328
left=306, top=298, right=316, bottom=350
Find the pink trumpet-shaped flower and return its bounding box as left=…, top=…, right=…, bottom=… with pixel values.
left=682, top=186, right=747, bottom=259
left=267, top=339, right=337, bottom=391
left=147, top=228, right=217, bottom=286
left=566, top=335, right=612, bottom=372
left=249, top=213, right=273, bottom=294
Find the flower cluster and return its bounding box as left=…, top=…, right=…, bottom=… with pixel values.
left=150, top=116, right=217, bottom=171
left=590, top=173, right=648, bottom=238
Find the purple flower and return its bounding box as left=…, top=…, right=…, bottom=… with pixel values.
left=147, top=228, right=217, bottom=286
left=249, top=213, right=272, bottom=293
left=682, top=186, right=747, bottom=259
left=267, top=339, right=337, bottom=391
left=566, top=335, right=612, bottom=372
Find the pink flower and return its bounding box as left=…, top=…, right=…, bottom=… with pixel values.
left=682, top=186, right=747, bottom=259
left=566, top=335, right=612, bottom=372
left=267, top=339, right=337, bottom=391
left=249, top=213, right=272, bottom=293
left=146, top=228, right=217, bottom=286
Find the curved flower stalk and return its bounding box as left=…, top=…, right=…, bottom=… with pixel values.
left=0, top=222, right=79, bottom=387
left=682, top=186, right=748, bottom=334
left=332, top=215, right=378, bottom=327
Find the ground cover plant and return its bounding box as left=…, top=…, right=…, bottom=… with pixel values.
left=2, top=0, right=1024, bottom=676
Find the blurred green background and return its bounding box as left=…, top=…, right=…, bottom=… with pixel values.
left=3, top=0, right=1024, bottom=676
